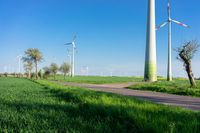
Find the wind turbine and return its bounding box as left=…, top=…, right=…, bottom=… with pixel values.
left=156, top=0, right=190, bottom=81
left=86, top=66, right=89, bottom=76
left=67, top=48, right=72, bottom=76
left=144, top=0, right=157, bottom=82
left=64, top=35, right=77, bottom=77
left=16, top=55, right=22, bottom=74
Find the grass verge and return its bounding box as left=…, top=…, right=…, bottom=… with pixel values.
left=128, top=79, right=200, bottom=97
left=50, top=75, right=142, bottom=84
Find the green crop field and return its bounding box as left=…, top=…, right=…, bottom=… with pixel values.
left=128, top=79, right=200, bottom=97
left=0, top=77, right=200, bottom=132
left=51, top=75, right=143, bottom=84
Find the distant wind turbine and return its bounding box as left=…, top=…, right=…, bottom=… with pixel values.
left=16, top=55, right=22, bottom=73
left=156, top=0, right=190, bottom=81
left=64, top=35, right=77, bottom=77
left=67, top=48, right=72, bottom=76
left=85, top=66, right=89, bottom=76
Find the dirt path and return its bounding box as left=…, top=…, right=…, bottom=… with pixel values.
left=54, top=81, right=200, bottom=111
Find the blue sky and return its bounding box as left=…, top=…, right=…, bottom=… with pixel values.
left=0, top=0, right=200, bottom=77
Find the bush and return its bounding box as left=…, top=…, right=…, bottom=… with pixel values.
left=43, top=69, right=51, bottom=79
left=38, top=70, right=43, bottom=79
left=31, top=73, right=36, bottom=79
left=3, top=73, right=8, bottom=77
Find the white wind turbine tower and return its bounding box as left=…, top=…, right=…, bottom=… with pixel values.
left=80, top=66, right=89, bottom=76
left=16, top=55, right=22, bottom=73
left=156, top=0, right=190, bottom=81
left=64, top=35, right=77, bottom=77
left=67, top=48, right=72, bottom=76
left=144, top=0, right=157, bottom=82
left=85, top=66, right=89, bottom=76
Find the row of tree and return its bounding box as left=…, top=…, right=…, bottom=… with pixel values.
left=21, top=40, right=199, bottom=87
left=22, top=48, right=70, bottom=80
left=43, top=63, right=70, bottom=80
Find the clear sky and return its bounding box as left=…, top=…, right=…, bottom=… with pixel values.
left=0, top=0, right=200, bottom=77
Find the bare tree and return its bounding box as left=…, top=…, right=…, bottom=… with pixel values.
left=175, top=40, right=199, bottom=87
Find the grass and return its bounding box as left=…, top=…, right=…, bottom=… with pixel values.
left=50, top=75, right=200, bottom=97
left=128, top=79, right=200, bottom=97
left=0, top=77, right=200, bottom=132
left=50, top=75, right=142, bottom=84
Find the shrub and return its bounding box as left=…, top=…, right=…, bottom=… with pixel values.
left=3, top=73, right=8, bottom=77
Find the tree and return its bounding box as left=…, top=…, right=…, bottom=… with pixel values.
left=24, top=48, right=43, bottom=79
left=43, top=67, right=51, bottom=79
left=60, top=63, right=70, bottom=79
left=50, top=63, right=59, bottom=80
left=38, top=70, right=43, bottom=79
left=22, top=58, right=33, bottom=78
left=176, top=40, right=199, bottom=87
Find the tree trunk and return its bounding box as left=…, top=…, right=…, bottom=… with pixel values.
left=35, top=61, right=38, bottom=80
left=64, top=73, right=66, bottom=80
left=186, top=63, right=196, bottom=87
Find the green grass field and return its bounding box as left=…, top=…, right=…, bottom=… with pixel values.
left=50, top=75, right=200, bottom=97
left=0, top=77, right=200, bottom=132
left=51, top=75, right=143, bottom=84
left=128, top=79, right=200, bottom=97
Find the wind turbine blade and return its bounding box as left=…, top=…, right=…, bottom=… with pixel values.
left=167, top=0, right=170, bottom=17
left=171, top=19, right=190, bottom=28
left=64, top=43, right=72, bottom=45
left=156, top=21, right=168, bottom=30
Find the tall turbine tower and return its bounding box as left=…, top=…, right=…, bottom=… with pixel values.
left=156, top=0, right=190, bottom=81
left=144, top=0, right=157, bottom=82
left=64, top=35, right=77, bottom=77
left=16, top=55, right=22, bottom=73
left=67, top=48, right=72, bottom=76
